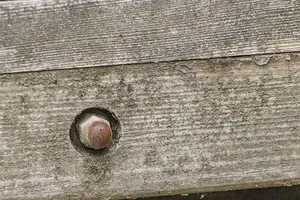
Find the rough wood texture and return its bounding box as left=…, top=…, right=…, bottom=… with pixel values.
left=1, top=53, right=300, bottom=199
left=1, top=0, right=300, bottom=74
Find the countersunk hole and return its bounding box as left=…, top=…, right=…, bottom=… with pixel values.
left=70, top=107, right=121, bottom=156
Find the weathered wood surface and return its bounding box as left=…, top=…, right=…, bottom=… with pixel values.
left=1, top=0, right=300, bottom=74
left=1, top=53, right=300, bottom=199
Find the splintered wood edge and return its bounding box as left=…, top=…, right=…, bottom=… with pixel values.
left=1, top=0, right=300, bottom=74
left=0, top=53, right=300, bottom=199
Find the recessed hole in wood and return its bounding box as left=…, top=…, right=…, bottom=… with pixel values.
left=69, top=107, right=121, bottom=156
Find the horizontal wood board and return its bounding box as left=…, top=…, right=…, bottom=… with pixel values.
left=1, top=0, right=300, bottom=74
left=1, top=53, right=300, bottom=199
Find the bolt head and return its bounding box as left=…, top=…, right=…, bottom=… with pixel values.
left=79, top=115, right=112, bottom=149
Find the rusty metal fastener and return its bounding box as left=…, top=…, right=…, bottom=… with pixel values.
left=79, top=115, right=112, bottom=149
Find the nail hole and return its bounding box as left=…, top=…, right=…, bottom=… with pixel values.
left=69, top=107, right=121, bottom=156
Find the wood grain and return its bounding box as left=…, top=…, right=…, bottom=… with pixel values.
left=1, top=0, right=300, bottom=74
left=1, top=53, right=300, bottom=199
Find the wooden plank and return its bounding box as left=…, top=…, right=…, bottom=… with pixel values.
left=1, top=53, right=300, bottom=199
left=1, top=0, right=300, bottom=74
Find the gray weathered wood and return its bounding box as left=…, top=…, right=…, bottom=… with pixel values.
left=1, top=0, right=300, bottom=74
left=1, top=53, right=300, bottom=199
